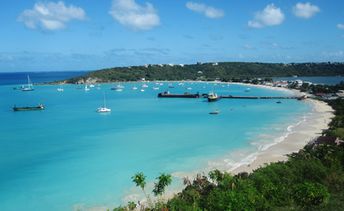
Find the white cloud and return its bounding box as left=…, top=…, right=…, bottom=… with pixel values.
left=109, top=0, right=160, bottom=31
left=293, top=2, right=320, bottom=19
left=248, top=4, right=284, bottom=28
left=18, top=1, right=86, bottom=31
left=337, top=24, right=344, bottom=30
left=186, top=2, right=224, bottom=19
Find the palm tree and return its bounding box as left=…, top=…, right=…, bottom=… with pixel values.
left=153, top=173, right=172, bottom=197
left=131, top=172, right=152, bottom=208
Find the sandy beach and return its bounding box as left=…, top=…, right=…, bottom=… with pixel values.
left=103, top=83, right=335, bottom=210
left=231, top=96, right=334, bottom=174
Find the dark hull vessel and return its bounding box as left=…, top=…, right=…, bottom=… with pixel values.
left=207, top=92, right=219, bottom=102
left=158, top=92, right=200, bottom=98
left=13, top=104, right=45, bottom=111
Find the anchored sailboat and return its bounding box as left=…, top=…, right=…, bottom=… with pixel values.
left=97, top=93, right=111, bottom=113
left=21, top=75, right=34, bottom=91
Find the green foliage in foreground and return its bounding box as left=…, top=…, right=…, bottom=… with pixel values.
left=165, top=142, right=343, bottom=211
left=327, top=99, right=344, bottom=139
left=66, top=62, right=344, bottom=83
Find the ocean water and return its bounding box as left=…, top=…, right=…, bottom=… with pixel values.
left=0, top=77, right=312, bottom=210
left=0, top=71, right=87, bottom=85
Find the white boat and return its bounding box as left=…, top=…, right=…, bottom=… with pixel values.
left=85, top=85, right=90, bottom=91
left=142, top=84, right=149, bottom=88
left=116, top=84, right=125, bottom=89
left=132, top=86, right=138, bottom=90
left=21, top=75, right=34, bottom=91
left=111, top=85, right=123, bottom=91
left=97, top=93, right=111, bottom=113
left=140, top=89, right=145, bottom=92
left=186, top=87, right=192, bottom=90
left=57, top=87, right=64, bottom=92
left=153, top=87, right=159, bottom=90
left=89, top=84, right=95, bottom=88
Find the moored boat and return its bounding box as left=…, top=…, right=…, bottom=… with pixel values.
left=21, top=75, right=34, bottom=91
left=158, top=91, right=200, bottom=98
left=209, top=109, right=220, bottom=115
left=13, top=104, right=44, bottom=111
left=97, top=93, right=111, bottom=113
left=207, top=92, right=219, bottom=102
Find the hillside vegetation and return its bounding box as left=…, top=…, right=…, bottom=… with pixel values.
left=66, top=62, right=344, bottom=83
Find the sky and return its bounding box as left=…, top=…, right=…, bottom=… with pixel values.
left=0, top=0, right=344, bottom=72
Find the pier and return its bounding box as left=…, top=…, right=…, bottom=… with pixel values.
left=218, top=95, right=304, bottom=100
left=157, top=92, right=306, bottom=100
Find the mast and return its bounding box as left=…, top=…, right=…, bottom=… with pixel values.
left=27, top=75, right=33, bottom=88
left=103, top=92, right=107, bottom=107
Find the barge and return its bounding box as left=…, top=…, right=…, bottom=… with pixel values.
left=13, top=104, right=45, bottom=111
left=158, top=91, right=200, bottom=98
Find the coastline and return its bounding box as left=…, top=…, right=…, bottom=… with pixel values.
left=78, top=82, right=335, bottom=210
left=231, top=96, right=334, bottom=174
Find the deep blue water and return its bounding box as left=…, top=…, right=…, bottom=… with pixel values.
left=0, top=72, right=317, bottom=210
left=0, top=71, right=87, bottom=86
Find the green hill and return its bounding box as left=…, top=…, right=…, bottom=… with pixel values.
left=65, top=62, right=344, bottom=83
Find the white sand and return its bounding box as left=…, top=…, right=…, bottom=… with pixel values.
left=231, top=97, right=334, bottom=174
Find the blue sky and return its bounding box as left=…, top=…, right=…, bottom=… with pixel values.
left=0, top=0, right=344, bottom=72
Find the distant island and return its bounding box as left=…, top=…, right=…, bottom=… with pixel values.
left=63, top=62, right=344, bottom=84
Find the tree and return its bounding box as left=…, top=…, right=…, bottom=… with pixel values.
left=153, top=173, right=172, bottom=197
left=293, top=182, right=330, bottom=208
left=127, top=201, right=136, bottom=211
left=131, top=172, right=152, bottom=208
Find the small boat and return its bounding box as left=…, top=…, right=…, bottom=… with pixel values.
left=21, top=75, right=34, bottom=91
left=276, top=101, right=282, bottom=104
left=57, top=86, right=64, bottom=92
left=140, top=89, right=145, bottom=92
left=209, top=109, right=220, bottom=115
left=207, top=92, right=219, bottom=102
left=85, top=85, right=90, bottom=91
left=116, top=84, right=125, bottom=89
left=168, top=83, right=174, bottom=88
left=153, top=87, right=159, bottom=90
left=13, top=104, right=44, bottom=111
left=142, top=84, right=149, bottom=88
left=132, top=86, right=138, bottom=90
left=186, top=87, right=192, bottom=90
left=97, top=93, right=111, bottom=113
left=111, top=86, right=123, bottom=91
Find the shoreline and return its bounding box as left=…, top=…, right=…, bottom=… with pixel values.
left=231, top=96, right=334, bottom=174
left=81, top=82, right=335, bottom=210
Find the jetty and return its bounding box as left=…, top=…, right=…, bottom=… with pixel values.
left=157, top=92, right=307, bottom=101
left=218, top=95, right=305, bottom=100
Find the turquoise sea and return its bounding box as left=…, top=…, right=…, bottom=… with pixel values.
left=0, top=74, right=313, bottom=210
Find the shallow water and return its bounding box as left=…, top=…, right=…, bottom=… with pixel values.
left=0, top=81, right=311, bottom=210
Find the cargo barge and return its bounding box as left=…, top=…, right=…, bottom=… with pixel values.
left=158, top=91, right=200, bottom=98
